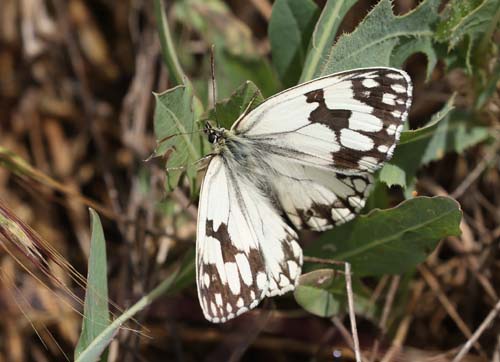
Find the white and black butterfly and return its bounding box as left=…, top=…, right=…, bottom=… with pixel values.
left=196, top=67, right=412, bottom=323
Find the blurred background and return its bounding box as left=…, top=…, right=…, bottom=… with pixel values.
left=0, top=0, right=499, bottom=361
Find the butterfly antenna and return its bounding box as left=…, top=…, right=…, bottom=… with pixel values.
left=244, top=91, right=260, bottom=116
left=210, top=44, right=220, bottom=128
left=156, top=130, right=204, bottom=144
left=144, top=129, right=205, bottom=162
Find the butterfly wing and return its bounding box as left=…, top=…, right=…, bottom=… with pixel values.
left=233, top=67, right=412, bottom=174
left=233, top=67, right=412, bottom=231
left=258, top=152, right=374, bottom=231
left=196, top=155, right=302, bottom=323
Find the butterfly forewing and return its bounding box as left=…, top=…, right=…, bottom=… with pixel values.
left=234, top=68, right=412, bottom=174
left=196, top=156, right=302, bottom=323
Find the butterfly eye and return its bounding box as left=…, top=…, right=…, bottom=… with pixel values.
left=208, top=131, right=218, bottom=144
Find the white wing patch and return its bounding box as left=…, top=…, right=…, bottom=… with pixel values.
left=196, top=156, right=302, bottom=323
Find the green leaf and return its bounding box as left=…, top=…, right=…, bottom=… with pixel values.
left=380, top=96, right=456, bottom=188
left=435, top=0, right=500, bottom=73
left=173, top=0, right=259, bottom=59
left=435, top=0, right=499, bottom=50
left=215, top=50, right=280, bottom=99
left=294, top=269, right=345, bottom=317
left=364, top=180, right=391, bottom=212
left=74, top=209, right=110, bottom=361
left=153, top=85, right=203, bottom=192
left=380, top=97, right=490, bottom=188
left=305, top=196, right=462, bottom=276
left=173, top=0, right=280, bottom=99
left=295, top=270, right=378, bottom=319
left=202, top=81, right=264, bottom=129
left=299, top=0, right=357, bottom=82
left=391, top=37, right=438, bottom=80
left=269, top=0, right=320, bottom=87
left=317, top=0, right=440, bottom=77
left=75, top=249, right=194, bottom=362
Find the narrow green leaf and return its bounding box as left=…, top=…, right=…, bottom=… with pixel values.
left=435, top=0, right=500, bottom=73
left=75, top=249, right=194, bottom=362
left=475, top=62, right=500, bottom=109
left=173, top=0, right=280, bottom=98
left=74, top=209, right=110, bottom=361
left=317, top=0, right=440, bottom=77
left=435, top=0, right=499, bottom=50
left=163, top=248, right=196, bottom=296
left=305, top=196, right=462, bottom=276
left=154, top=0, right=186, bottom=86
left=173, top=0, right=259, bottom=59
left=380, top=96, right=456, bottom=188
left=153, top=85, right=203, bottom=192
left=269, top=0, right=320, bottom=87
left=299, top=0, right=357, bottom=82
left=202, top=81, right=264, bottom=129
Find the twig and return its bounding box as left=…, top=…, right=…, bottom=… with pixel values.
left=452, top=298, right=500, bottom=362
left=380, top=281, right=425, bottom=362
left=308, top=258, right=361, bottom=359
left=451, top=143, right=499, bottom=199
left=249, top=0, right=272, bottom=20
left=420, top=177, right=499, bottom=302
left=380, top=316, right=412, bottom=362
left=331, top=316, right=356, bottom=349
left=418, top=264, right=486, bottom=357
left=345, top=262, right=362, bottom=362
left=369, top=276, right=400, bottom=362
left=369, top=275, right=389, bottom=305
left=493, top=333, right=500, bottom=362
left=380, top=276, right=400, bottom=329
left=303, top=256, right=346, bottom=267
left=171, top=189, right=198, bottom=220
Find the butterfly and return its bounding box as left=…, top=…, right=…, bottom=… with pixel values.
left=196, top=67, right=412, bottom=323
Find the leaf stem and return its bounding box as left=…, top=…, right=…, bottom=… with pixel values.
left=153, top=0, right=186, bottom=86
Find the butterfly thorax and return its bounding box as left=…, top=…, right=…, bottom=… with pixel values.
left=205, top=122, right=253, bottom=160
left=204, top=122, right=266, bottom=178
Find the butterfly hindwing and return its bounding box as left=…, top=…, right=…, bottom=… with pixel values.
left=259, top=152, right=374, bottom=231
left=196, top=156, right=302, bottom=323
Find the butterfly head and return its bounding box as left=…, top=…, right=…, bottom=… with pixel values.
left=204, top=122, right=226, bottom=145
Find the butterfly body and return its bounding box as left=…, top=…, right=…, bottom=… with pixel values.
left=196, top=68, right=412, bottom=323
